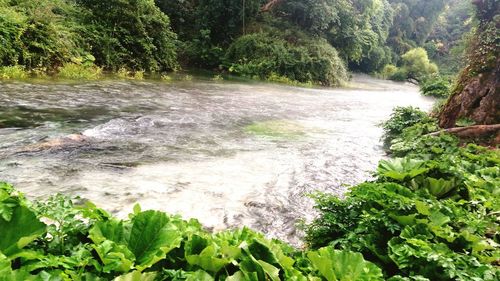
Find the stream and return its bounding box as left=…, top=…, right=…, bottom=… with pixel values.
left=0, top=75, right=434, bottom=245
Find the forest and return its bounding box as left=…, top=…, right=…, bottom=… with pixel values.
left=0, top=0, right=476, bottom=85
left=0, top=0, right=499, bottom=280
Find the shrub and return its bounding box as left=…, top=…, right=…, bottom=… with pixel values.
left=389, top=68, right=409, bottom=81
left=76, top=0, right=179, bottom=72
left=224, top=33, right=348, bottom=86
left=57, top=63, right=102, bottom=80
left=0, top=65, right=28, bottom=79
left=401, top=48, right=438, bottom=81
left=0, top=0, right=85, bottom=70
left=380, top=106, right=429, bottom=148
left=0, top=182, right=384, bottom=280
left=307, top=123, right=500, bottom=280
left=381, top=64, right=398, bottom=79
left=419, top=75, right=451, bottom=98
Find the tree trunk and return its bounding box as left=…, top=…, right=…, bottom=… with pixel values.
left=438, top=59, right=500, bottom=128
left=438, top=0, right=500, bottom=128
left=428, top=124, right=500, bottom=139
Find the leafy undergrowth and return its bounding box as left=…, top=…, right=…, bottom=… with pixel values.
left=307, top=108, right=499, bottom=280
left=1, top=107, right=498, bottom=280
left=0, top=182, right=382, bottom=280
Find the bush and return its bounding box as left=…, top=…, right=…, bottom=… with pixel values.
left=0, top=0, right=85, bottom=70
left=380, top=64, right=398, bottom=79
left=77, top=0, right=179, bottom=72
left=0, top=65, right=28, bottom=79
left=0, top=182, right=384, bottom=280
left=57, top=63, right=102, bottom=80
left=380, top=106, right=429, bottom=148
left=224, top=33, right=348, bottom=86
left=419, top=75, right=451, bottom=98
left=401, top=48, right=438, bottom=81
left=307, top=122, right=500, bottom=280
left=389, top=68, right=409, bottom=81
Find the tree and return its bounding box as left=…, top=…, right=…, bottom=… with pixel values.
left=400, top=48, right=438, bottom=82
left=438, top=0, right=499, bottom=128
left=77, top=0, right=178, bottom=72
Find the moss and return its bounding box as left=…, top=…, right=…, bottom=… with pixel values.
left=245, top=120, right=307, bottom=139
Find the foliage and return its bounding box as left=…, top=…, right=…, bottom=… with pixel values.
left=0, top=0, right=85, bottom=70
left=224, top=32, right=348, bottom=86
left=419, top=75, right=451, bottom=98
left=0, top=182, right=383, bottom=280
left=274, top=0, right=394, bottom=72
left=57, top=60, right=102, bottom=80
left=0, top=0, right=178, bottom=73
left=426, top=0, right=475, bottom=75
left=400, top=48, right=438, bottom=82
left=380, top=106, right=429, bottom=148
left=76, top=0, right=178, bottom=72
left=306, top=116, right=500, bottom=280
left=386, top=0, right=447, bottom=56
left=0, top=65, right=28, bottom=79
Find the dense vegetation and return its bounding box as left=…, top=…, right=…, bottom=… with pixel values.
left=307, top=107, right=500, bottom=280
left=0, top=0, right=475, bottom=85
left=0, top=181, right=384, bottom=280
left=1, top=106, right=498, bottom=280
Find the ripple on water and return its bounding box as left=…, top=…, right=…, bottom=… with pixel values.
left=0, top=76, right=434, bottom=246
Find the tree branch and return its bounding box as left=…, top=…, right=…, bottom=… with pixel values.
left=427, top=124, right=500, bottom=139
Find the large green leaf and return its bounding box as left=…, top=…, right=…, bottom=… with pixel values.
left=378, top=158, right=428, bottom=181
left=89, top=210, right=183, bottom=272
left=307, top=247, right=383, bottom=281
left=0, top=205, right=46, bottom=257
left=422, top=178, right=456, bottom=198
left=0, top=253, right=11, bottom=276
left=185, top=270, right=214, bottom=281
left=129, top=210, right=183, bottom=271
left=185, top=244, right=230, bottom=273
left=113, top=271, right=157, bottom=281
left=93, top=240, right=135, bottom=273
left=89, top=219, right=129, bottom=245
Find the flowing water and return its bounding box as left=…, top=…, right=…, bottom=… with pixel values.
left=0, top=75, right=434, bottom=245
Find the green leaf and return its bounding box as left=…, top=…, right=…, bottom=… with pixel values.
left=89, top=210, right=183, bottom=272
left=113, top=271, right=157, bottom=281
left=129, top=210, right=183, bottom=271
left=422, top=178, right=456, bottom=198
left=185, top=270, right=214, bottom=281
left=226, top=271, right=245, bottom=281
left=415, top=201, right=431, bottom=215
left=307, top=247, right=383, bottom=281
left=378, top=158, right=428, bottom=181
left=93, top=240, right=135, bottom=273
left=89, top=219, right=130, bottom=245
left=186, top=244, right=230, bottom=273
left=0, top=205, right=46, bottom=257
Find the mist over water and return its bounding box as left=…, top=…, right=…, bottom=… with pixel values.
left=0, top=75, right=434, bottom=245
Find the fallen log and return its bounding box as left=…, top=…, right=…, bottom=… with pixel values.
left=427, top=124, right=500, bottom=141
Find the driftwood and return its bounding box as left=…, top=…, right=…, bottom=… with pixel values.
left=427, top=124, right=500, bottom=142
left=261, top=0, right=283, bottom=12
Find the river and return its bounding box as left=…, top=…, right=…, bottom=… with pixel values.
left=0, top=75, right=434, bottom=245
